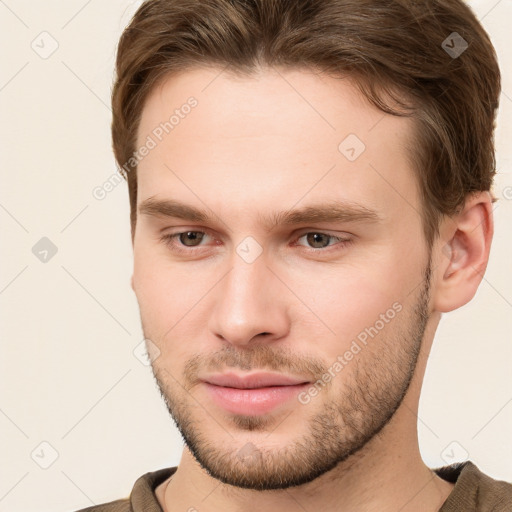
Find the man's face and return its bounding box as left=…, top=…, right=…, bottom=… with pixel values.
left=132, top=67, right=432, bottom=490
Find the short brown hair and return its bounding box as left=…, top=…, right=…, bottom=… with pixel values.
left=112, top=0, right=500, bottom=246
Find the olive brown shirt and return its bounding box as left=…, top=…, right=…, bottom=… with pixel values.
left=75, top=461, right=512, bottom=511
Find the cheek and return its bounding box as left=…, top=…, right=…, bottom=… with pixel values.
left=287, top=257, right=413, bottom=347
left=133, top=257, right=204, bottom=371
left=133, top=244, right=183, bottom=330
left=133, top=244, right=214, bottom=339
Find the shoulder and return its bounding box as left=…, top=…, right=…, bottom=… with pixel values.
left=73, top=498, right=131, bottom=512
left=436, top=461, right=512, bottom=512
left=71, top=467, right=177, bottom=512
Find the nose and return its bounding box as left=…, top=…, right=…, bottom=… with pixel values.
left=208, top=253, right=290, bottom=347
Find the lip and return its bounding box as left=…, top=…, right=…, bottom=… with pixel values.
left=202, top=372, right=310, bottom=389
left=201, top=372, right=311, bottom=416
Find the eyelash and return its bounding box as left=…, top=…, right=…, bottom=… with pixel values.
left=159, top=230, right=353, bottom=256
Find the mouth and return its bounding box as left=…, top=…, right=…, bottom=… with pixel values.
left=201, top=372, right=311, bottom=416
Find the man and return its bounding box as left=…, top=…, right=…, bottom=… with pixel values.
left=80, top=0, right=511, bottom=510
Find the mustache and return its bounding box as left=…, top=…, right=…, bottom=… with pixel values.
left=181, top=344, right=327, bottom=389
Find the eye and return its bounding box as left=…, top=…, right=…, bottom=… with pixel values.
left=176, top=231, right=205, bottom=246
left=160, top=229, right=352, bottom=256
left=296, top=232, right=351, bottom=250
left=160, top=230, right=210, bottom=252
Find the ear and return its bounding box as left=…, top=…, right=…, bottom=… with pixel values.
left=130, top=274, right=135, bottom=292
left=432, top=191, right=494, bottom=313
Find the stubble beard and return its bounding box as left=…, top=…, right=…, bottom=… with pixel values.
left=148, top=261, right=432, bottom=491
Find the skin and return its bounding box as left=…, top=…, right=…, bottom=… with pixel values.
left=131, top=66, right=493, bottom=512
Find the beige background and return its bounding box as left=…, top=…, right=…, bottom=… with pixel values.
left=0, top=0, right=511, bottom=510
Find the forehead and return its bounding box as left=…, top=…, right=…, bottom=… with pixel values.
left=138, top=66, right=411, bottom=148
left=136, top=66, right=420, bottom=228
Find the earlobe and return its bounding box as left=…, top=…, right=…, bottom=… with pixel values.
left=432, top=192, right=494, bottom=313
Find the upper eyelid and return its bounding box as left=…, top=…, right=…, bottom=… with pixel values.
left=162, top=226, right=351, bottom=236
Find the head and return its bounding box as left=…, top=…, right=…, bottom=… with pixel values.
left=112, top=0, right=500, bottom=491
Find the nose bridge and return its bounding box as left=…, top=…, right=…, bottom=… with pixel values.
left=209, top=248, right=288, bottom=345
left=222, top=251, right=269, bottom=320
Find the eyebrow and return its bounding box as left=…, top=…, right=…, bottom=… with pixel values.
left=138, top=197, right=382, bottom=231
